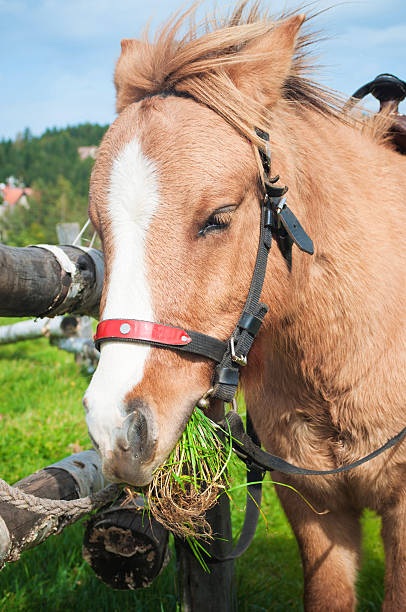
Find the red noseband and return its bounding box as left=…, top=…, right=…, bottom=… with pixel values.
left=94, top=320, right=192, bottom=350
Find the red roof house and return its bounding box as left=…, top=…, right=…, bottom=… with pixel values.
left=0, top=185, right=33, bottom=207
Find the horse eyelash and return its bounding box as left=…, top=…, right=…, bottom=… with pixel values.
left=212, top=212, right=232, bottom=226
left=198, top=211, right=234, bottom=237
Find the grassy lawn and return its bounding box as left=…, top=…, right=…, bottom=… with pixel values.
left=0, top=319, right=385, bottom=611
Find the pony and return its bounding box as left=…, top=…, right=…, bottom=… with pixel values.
left=84, top=3, right=406, bottom=610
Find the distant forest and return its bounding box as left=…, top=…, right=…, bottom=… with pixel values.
left=0, top=123, right=108, bottom=246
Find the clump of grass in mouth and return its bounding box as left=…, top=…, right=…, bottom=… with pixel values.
left=123, top=407, right=328, bottom=571
left=145, top=408, right=233, bottom=540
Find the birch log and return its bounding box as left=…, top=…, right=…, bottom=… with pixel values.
left=0, top=315, right=78, bottom=344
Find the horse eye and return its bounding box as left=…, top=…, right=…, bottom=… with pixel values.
left=198, top=208, right=234, bottom=237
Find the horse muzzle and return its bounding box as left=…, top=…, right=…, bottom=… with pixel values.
left=85, top=396, right=159, bottom=486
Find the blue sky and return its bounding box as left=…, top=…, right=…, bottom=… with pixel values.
left=1, top=0, right=405, bottom=140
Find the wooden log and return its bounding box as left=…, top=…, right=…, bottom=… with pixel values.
left=0, top=314, right=99, bottom=370
left=83, top=494, right=169, bottom=590
left=0, top=244, right=103, bottom=318
left=0, top=450, right=105, bottom=566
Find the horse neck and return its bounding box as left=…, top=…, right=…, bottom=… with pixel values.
left=259, top=104, right=406, bottom=391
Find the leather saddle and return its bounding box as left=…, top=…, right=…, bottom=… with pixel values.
left=349, top=73, right=406, bottom=154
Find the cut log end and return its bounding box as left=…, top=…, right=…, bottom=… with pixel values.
left=83, top=505, right=169, bottom=590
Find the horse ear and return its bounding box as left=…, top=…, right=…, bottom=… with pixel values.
left=228, top=14, right=305, bottom=107
left=115, top=39, right=148, bottom=113
left=120, top=38, right=135, bottom=51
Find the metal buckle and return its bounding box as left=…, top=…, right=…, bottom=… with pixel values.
left=230, top=336, right=247, bottom=366
left=196, top=387, right=214, bottom=409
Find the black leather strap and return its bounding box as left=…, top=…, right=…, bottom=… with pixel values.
left=211, top=130, right=313, bottom=401
left=212, top=181, right=273, bottom=400
left=208, top=412, right=264, bottom=563
left=208, top=464, right=263, bottom=563
left=183, top=331, right=227, bottom=363
left=214, top=367, right=240, bottom=386
left=222, top=411, right=406, bottom=476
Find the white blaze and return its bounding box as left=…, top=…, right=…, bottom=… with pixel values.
left=85, top=137, right=159, bottom=452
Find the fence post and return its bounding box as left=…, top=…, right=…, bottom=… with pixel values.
left=175, top=400, right=237, bottom=611
left=175, top=492, right=237, bottom=612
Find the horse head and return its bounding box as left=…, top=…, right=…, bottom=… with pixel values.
left=84, top=9, right=306, bottom=485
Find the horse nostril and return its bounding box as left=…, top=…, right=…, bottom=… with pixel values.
left=124, top=411, right=149, bottom=460
left=120, top=398, right=156, bottom=463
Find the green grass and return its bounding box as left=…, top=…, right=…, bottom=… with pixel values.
left=0, top=318, right=385, bottom=611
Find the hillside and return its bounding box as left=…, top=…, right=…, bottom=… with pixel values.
left=0, top=124, right=108, bottom=246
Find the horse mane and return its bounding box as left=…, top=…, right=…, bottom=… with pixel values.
left=114, top=1, right=389, bottom=148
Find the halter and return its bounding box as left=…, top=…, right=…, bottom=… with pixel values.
left=94, top=121, right=314, bottom=404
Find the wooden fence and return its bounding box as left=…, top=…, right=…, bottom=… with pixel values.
left=0, top=242, right=238, bottom=611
